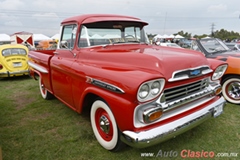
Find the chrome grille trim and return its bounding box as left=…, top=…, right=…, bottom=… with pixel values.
left=168, top=65, right=213, bottom=82
left=163, top=89, right=214, bottom=112
left=164, top=78, right=209, bottom=103
left=160, top=78, right=215, bottom=112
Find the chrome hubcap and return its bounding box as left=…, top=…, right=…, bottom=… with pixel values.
left=41, top=84, right=44, bottom=90
left=99, top=115, right=110, bottom=134
left=227, top=82, right=240, bottom=99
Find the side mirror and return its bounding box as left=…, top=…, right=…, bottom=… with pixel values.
left=60, top=41, right=69, bottom=49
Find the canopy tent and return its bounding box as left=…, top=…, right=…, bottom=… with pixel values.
left=168, top=34, right=175, bottom=38
left=153, top=34, right=163, bottom=41
left=154, top=34, right=185, bottom=40
left=174, top=34, right=184, bottom=39
left=51, top=33, right=60, bottom=40
left=33, top=34, right=51, bottom=41
left=202, top=36, right=212, bottom=39
left=0, top=34, right=10, bottom=41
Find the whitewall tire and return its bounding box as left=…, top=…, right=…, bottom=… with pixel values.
left=90, top=100, right=124, bottom=151
left=39, top=77, right=53, bottom=100
left=222, top=77, right=240, bottom=104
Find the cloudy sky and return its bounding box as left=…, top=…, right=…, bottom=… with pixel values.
left=0, top=0, right=240, bottom=37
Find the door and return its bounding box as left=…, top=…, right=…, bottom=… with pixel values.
left=51, top=24, right=77, bottom=109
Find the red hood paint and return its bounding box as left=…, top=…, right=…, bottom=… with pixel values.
left=81, top=44, right=209, bottom=81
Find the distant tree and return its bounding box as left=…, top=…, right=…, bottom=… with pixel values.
left=213, top=29, right=240, bottom=41
left=149, top=28, right=240, bottom=41
left=147, top=33, right=156, bottom=41
left=193, top=34, right=209, bottom=39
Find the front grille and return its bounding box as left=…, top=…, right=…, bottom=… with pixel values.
left=164, top=78, right=209, bottom=103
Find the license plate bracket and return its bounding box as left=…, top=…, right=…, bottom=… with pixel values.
left=213, top=103, right=224, bottom=117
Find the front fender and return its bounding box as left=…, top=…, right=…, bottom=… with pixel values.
left=78, top=86, right=137, bottom=131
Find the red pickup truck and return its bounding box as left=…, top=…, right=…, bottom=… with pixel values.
left=28, top=14, right=227, bottom=151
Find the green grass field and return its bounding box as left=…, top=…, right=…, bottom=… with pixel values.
left=0, top=76, right=239, bottom=160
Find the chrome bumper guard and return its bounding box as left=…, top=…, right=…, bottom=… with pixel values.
left=121, top=97, right=226, bottom=148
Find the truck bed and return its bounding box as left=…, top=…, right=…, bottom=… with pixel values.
left=28, top=49, right=55, bottom=93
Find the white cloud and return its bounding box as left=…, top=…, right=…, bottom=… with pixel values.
left=4, top=20, right=23, bottom=26
left=0, top=0, right=24, bottom=10
left=207, top=4, right=227, bottom=14
left=0, top=0, right=240, bottom=36
left=32, top=12, right=59, bottom=22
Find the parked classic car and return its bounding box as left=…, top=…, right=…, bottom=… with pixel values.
left=178, top=39, right=192, bottom=48
left=28, top=14, right=227, bottom=151
left=0, top=44, right=29, bottom=77
left=191, top=38, right=240, bottom=104
left=225, top=42, right=240, bottom=51
left=159, top=42, right=183, bottom=48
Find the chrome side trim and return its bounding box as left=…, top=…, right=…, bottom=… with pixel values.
left=86, top=76, right=125, bottom=94
left=121, top=97, right=225, bottom=148
left=28, top=61, right=48, bottom=73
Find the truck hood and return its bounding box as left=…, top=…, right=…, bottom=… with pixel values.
left=86, top=45, right=209, bottom=81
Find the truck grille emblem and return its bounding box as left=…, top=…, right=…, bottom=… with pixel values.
left=190, top=69, right=201, bottom=76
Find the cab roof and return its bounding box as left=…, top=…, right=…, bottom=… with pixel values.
left=61, top=14, right=148, bottom=26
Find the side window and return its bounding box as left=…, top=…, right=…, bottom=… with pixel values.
left=78, top=26, right=90, bottom=48
left=125, top=27, right=141, bottom=41
left=60, top=24, right=77, bottom=49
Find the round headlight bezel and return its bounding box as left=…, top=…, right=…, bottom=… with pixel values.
left=137, top=79, right=165, bottom=102
left=212, top=64, right=228, bottom=81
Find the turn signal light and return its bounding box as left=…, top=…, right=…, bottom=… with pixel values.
left=0, top=64, right=3, bottom=70
left=148, top=111, right=163, bottom=122
left=214, top=87, right=222, bottom=95
left=143, top=106, right=163, bottom=123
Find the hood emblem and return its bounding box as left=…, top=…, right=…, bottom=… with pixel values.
left=190, top=69, right=201, bottom=76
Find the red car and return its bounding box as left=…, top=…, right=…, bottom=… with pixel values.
left=28, top=14, right=227, bottom=151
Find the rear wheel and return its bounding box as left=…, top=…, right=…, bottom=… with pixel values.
left=39, top=77, right=53, bottom=100
left=90, top=99, right=125, bottom=151
left=222, top=76, right=240, bottom=104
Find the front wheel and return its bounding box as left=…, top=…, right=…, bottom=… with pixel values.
left=90, top=100, right=125, bottom=151
left=222, top=76, right=240, bottom=104
left=39, top=77, right=53, bottom=100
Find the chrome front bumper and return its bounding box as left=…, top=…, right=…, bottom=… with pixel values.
left=0, top=70, right=29, bottom=77
left=120, top=96, right=226, bottom=148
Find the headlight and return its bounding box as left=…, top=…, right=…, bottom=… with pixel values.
left=151, top=81, right=160, bottom=95
left=137, top=79, right=165, bottom=102
left=212, top=64, right=228, bottom=81
left=138, top=84, right=149, bottom=99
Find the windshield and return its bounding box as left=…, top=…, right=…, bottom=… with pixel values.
left=78, top=21, right=149, bottom=48
left=200, top=38, right=230, bottom=53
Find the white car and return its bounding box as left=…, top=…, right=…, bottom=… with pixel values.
left=160, top=42, right=183, bottom=48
